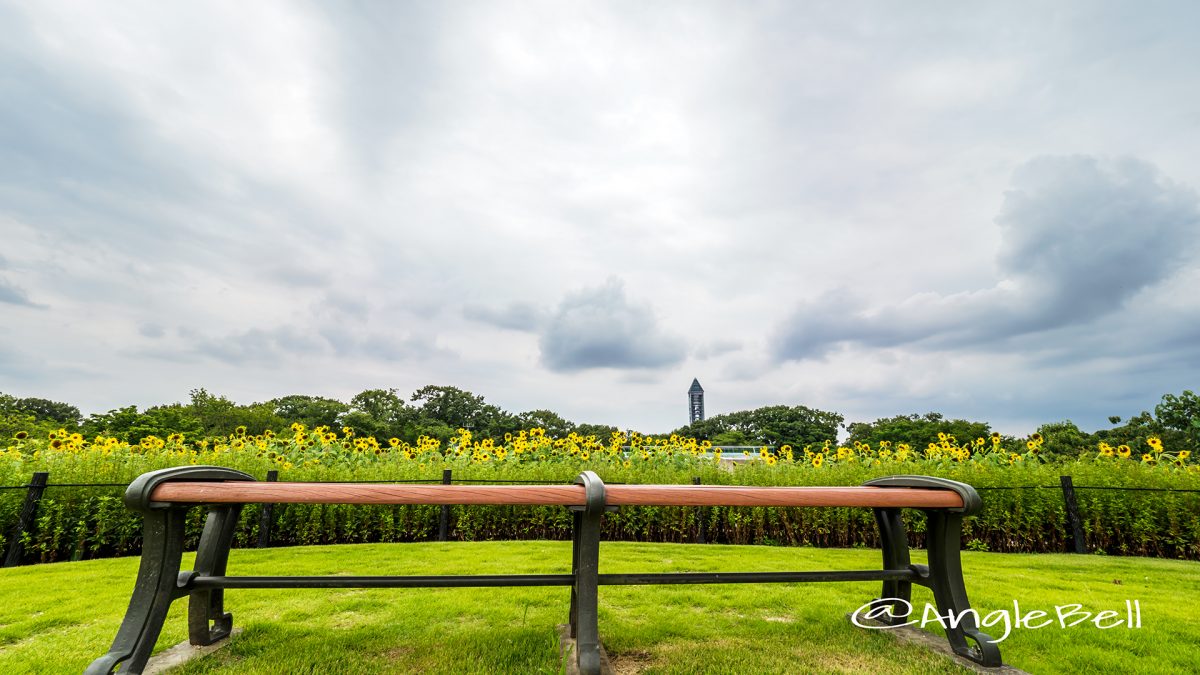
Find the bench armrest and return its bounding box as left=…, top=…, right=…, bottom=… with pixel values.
left=862, top=475, right=982, bottom=515
left=125, top=466, right=256, bottom=512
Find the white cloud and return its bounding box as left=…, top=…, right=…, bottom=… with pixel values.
left=539, top=279, right=685, bottom=372
left=771, top=155, right=1200, bottom=360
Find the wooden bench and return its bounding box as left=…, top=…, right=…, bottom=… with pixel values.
left=86, top=467, right=1002, bottom=673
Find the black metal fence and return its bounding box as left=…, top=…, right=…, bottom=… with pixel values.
left=3, top=471, right=1199, bottom=567
left=0, top=469, right=576, bottom=567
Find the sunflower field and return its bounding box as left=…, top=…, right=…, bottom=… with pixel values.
left=3, top=426, right=1198, bottom=563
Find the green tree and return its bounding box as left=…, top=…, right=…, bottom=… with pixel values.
left=710, top=429, right=751, bottom=446
left=350, top=389, right=410, bottom=422
left=2, top=394, right=82, bottom=427
left=342, top=389, right=415, bottom=440
left=1035, top=420, right=1094, bottom=458
left=186, top=389, right=285, bottom=436
left=672, top=413, right=734, bottom=444
left=846, top=412, right=992, bottom=450
left=674, top=404, right=842, bottom=448
left=745, top=405, right=843, bottom=448
left=127, top=405, right=204, bottom=441
left=268, top=395, right=348, bottom=429
left=1094, top=411, right=1163, bottom=454
left=1155, top=390, right=1200, bottom=450
left=81, top=406, right=143, bottom=441
left=187, top=389, right=241, bottom=435
left=1095, top=393, right=1196, bottom=454
left=411, top=385, right=488, bottom=429
left=517, top=409, right=576, bottom=438
left=1, top=393, right=59, bottom=440
left=410, top=385, right=518, bottom=438
left=407, top=419, right=457, bottom=444
left=575, top=422, right=620, bottom=440
left=80, top=404, right=205, bottom=442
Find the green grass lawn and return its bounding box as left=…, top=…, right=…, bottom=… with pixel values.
left=1, top=542, right=1196, bottom=674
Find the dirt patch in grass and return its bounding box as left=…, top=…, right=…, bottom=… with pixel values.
left=329, top=611, right=365, bottom=629
left=609, top=649, right=654, bottom=674
left=383, top=645, right=415, bottom=662
left=810, top=650, right=888, bottom=674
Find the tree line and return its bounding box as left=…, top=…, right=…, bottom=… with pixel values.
left=0, top=386, right=618, bottom=447
left=3, top=387, right=1198, bottom=457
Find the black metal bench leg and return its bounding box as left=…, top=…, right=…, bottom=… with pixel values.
left=573, top=504, right=602, bottom=675
left=188, top=505, right=242, bottom=645
left=568, top=509, right=582, bottom=638
left=871, top=507, right=912, bottom=625
left=571, top=471, right=606, bottom=675
left=85, top=508, right=188, bottom=674
left=924, top=509, right=1002, bottom=667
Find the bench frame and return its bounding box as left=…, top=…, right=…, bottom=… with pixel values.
left=86, top=467, right=1002, bottom=674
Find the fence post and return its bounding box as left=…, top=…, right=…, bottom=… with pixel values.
left=4, top=471, right=50, bottom=567
left=438, top=469, right=452, bottom=542
left=1059, top=475, right=1085, bottom=554
left=693, top=476, right=706, bottom=544
left=256, top=470, right=279, bottom=548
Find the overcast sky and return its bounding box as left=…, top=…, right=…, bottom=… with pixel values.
left=2, top=1, right=1199, bottom=435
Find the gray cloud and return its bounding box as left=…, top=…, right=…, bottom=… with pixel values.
left=0, top=10, right=217, bottom=255
left=170, top=319, right=451, bottom=362
left=137, top=323, right=166, bottom=339
left=1, top=4, right=356, bottom=306
left=305, top=2, right=445, bottom=174
left=0, top=276, right=40, bottom=307
left=185, top=326, right=326, bottom=366
left=316, top=291, right=370, bottom=321
left=772, top=155, right=1200, bottom=361
left=463, top=302, right=547, bottom=332
left=359, top=333, right=447, bottom=362
left=995, top=156, right=1198, bottom=323
left=264, top=264, right=330, bottom=289
left=159, top=322, right=452, bottom=367
left=694, top=339, right=743, bottom=360
left=539, top=279, right=685, bottom=372
left=831, top=317, right=1200, bottom=434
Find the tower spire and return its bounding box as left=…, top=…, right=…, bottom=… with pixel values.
left=688, top=379, right=704, bottom=424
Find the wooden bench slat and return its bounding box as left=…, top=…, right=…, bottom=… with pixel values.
left=604, top=485, right=964, bottom=508
left=150, top=483, right=587, bottom=505
left=149, top=482, right=962, bottom=509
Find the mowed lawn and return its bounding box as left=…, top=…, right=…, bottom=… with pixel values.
left=1, top=542, right=1196, bottom=674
